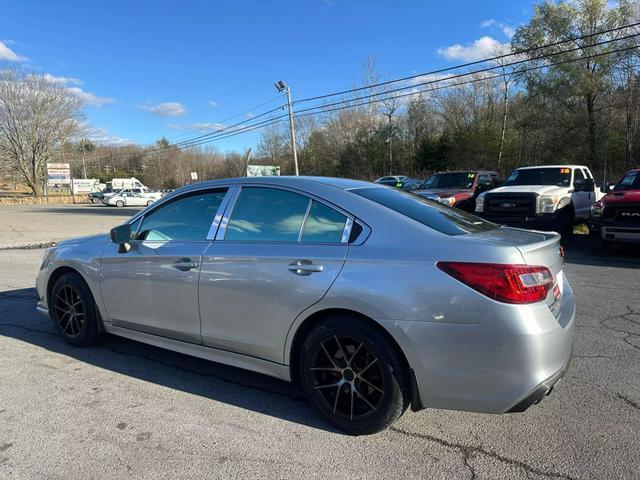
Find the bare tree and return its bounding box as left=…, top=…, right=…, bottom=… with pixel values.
left=0, top=66, right=82, bottom=195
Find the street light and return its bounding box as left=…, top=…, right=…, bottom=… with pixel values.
left=274, top=80, right=299, bottom=176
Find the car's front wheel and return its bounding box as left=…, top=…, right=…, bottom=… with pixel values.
left=116, top=200, right=124, bottom=207
left=299, top=314, right=411, bottom=435
left=50, top=273, right=102, bottom=346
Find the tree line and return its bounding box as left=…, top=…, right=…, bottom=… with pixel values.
left=1, top=0, right=639, bottom=196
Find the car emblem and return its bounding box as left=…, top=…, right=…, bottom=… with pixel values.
left=621, top=212, right=640, bottom=217
left=501, top=202, right=516, bottom=208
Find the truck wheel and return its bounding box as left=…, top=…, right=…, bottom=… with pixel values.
left=91, top=197, right=99, bottom=204
left=589, top=235, right=610, bottom=254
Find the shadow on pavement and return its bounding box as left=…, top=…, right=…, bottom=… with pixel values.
left=563, top=235, right=640, bottom=269
left=0, top=288, right=337, bottom=433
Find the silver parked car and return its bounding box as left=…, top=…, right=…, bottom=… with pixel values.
left=36, top=176, right=575, bottom=435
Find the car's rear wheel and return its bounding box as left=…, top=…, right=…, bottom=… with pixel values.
left=116, top=200, right=124, bottom=207
left=299, top=315, right=410, bottom=435
left=146, top=199, right=154, bottom=206
left=50, top=273, right=102, bottom=346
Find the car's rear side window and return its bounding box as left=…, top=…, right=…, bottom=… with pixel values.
left=351, top=187, right=497, bottom=235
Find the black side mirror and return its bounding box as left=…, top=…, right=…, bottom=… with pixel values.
left=110, top=224, right=132, bottom=253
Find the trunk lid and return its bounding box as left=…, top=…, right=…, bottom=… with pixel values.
left=470, top=226, right=564, bottom=276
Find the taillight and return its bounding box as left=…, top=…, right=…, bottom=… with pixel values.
left=437, top=262, right=554, bottom=304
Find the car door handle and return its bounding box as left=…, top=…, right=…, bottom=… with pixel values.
left=288, top=260, right=323, bottom=275
left=173, top=259, right=199, bottom=271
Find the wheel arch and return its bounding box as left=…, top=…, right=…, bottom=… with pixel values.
left=287, top=308, right=411, bottom=386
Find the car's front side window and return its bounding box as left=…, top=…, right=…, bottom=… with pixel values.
left=225, top=187, right=310, bottom=242
left=136, top=189, right=227, bottom=242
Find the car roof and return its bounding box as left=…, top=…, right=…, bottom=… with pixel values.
left=175, top=175, right=378, bottom=192
left=515, top=165, right=587, bottom=170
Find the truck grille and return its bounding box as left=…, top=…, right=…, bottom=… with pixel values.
left=602, top=204, right=640, bottom=225
left=485, top=193, right=537, bottom=217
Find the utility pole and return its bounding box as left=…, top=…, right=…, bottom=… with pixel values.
left=275, top=80, right=299, bottom=176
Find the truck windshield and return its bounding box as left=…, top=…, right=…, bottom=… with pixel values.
left=614, top=171, right=640, bottom=191
left=502, top=168, right=571, bottom=187
left=419, top=172, right=475, bottom=190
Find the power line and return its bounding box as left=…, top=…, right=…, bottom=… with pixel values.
left=153, top=42, right=640, bottom=152
left=295, top=21, right=640, bottom=104
left=165, top=94, right=284, bottom=141
left=122, top=28, right=640, bottom=158
left=293, top=31, right=640, bottom=117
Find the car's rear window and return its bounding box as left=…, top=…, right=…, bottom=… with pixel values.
left=351, top=187, right=497, bottom=235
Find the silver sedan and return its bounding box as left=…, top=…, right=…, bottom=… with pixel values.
left=36, top=176, right=575, bottom=435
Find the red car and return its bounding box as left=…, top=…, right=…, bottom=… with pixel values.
left=411, top=170, right=501, bottom=212
left=588, top=168, right=640, bottom=248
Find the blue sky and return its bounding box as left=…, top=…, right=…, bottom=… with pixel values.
left=0, top=0, right=532, bottom=152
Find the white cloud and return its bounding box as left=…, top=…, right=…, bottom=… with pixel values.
left=0, top=40, right=27, bottom=62
left=437, top=36, right=509, bottom=62
left=79, top=125, right=133, bottom=146
left=67, top=86, right=115, bottom=107
left=139, top=101, right=187, bottom=117
left=208, top=100, right=218, bottom=107
left=166, top=122, right=226, bottom=132
left=41, top=73, right=83, bottom=86
left=481, top=19, right=516, bottom=38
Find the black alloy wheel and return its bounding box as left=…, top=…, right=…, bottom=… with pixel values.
left=299, top=315, right=410, bottom=435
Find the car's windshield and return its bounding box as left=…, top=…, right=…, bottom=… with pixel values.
left=351, top=187, right=497, bottom=236
left=419, top=172, right=475, bottom=190
left=614, top=171, right=640, bottom=191
left=502, top=168, right=571, bottom=187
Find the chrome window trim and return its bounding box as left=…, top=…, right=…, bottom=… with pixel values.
left=217, top=184, right=355, bottom=245
left=206, top=186, right=238, bottom=241
left=215, top=186, right=242, bottom=241
left=298, top=199, right=314, bottom=242
left=341, top=217, right=354, bottom=243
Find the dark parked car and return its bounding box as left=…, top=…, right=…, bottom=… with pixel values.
left=412, top=171, right=501, bottom=212
left=88, top=187, right=117, bottom=204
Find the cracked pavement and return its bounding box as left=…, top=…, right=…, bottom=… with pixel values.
left=0, top=205, right=639, bottom=479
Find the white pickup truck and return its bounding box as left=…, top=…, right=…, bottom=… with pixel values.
left=475, top=165, right=605, bottom=237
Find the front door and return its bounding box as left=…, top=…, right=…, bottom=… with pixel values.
left=571, top=168, right=593, bottom=219
left=100, top=188, right=228, bottom=342
left=198, top=186, right=349, bottom=363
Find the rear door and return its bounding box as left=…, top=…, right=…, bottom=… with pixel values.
left=198, top=186, right=349, bottom=363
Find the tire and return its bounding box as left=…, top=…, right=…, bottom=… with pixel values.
left=116, top=200, right=124, bottom=207
left=50, top=273, right=102, bottom=346
left=146, top=200, right=154, bottom=206
left=589, top=234, right=611, bottom=254
left=91, top=197, right=99, bottom=204
left=299, top=314, right=410, bottom=435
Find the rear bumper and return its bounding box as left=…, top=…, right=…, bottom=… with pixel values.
left=588, top=220, right=640, bottom=243
left=382, top=273, right=575, bottom=414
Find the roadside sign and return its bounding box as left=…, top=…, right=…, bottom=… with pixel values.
left=190, top=172, right=198, bottom=181
left=46, top=163, right=71, bottom=186
left=246, top=165, right=280, bottom=177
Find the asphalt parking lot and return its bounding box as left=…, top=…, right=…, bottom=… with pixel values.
left=0, top=204, right=639, bottom=479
